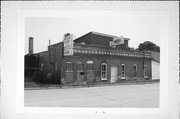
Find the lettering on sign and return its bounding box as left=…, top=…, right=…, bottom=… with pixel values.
left=64, top=49, right=73, bottom=56
left=63, top=33, right=73, bottom=56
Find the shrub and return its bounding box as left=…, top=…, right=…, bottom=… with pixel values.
left=33, top=71, right=60, bottom=84
left=33, top=71, right=45, bottom=83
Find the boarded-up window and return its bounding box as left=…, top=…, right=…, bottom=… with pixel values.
left=66, top=62, right=73, bottom=71
left=133, top=64, right=137, bottom=77
left=87, top=61, right=93, bottom=70
left=55, top=62, right=58, bottom=71
left=77, top=62, right=84, bottom=71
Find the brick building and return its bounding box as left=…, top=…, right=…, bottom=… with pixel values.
left=25, top=31, right=152, bottom=84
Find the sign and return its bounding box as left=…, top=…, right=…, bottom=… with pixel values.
left=110, top=36, right=124, bottom=47
left=109, top=41, right=116, bottom=47
left=63, top=33, right=74, bottom=56
left=113, top=36, right=124, bottom=45
left=63, top=34, right=73, bottom=48
left=64, top=49, right=73, bottom=56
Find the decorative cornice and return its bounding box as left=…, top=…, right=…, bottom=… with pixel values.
left=73, top=43, right=151, bottom=58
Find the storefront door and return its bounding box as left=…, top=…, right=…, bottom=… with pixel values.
left=111, top=66, right=118, bottom=83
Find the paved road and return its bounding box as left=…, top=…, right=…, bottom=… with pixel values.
left=25, top=83, right=159, bottom=108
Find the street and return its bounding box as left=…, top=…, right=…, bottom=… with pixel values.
left=25, top=83, right=159, bottom=108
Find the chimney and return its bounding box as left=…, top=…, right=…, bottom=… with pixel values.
left=29, top=37, right=33, bottom=55
left=49, top=39, right=51, bottom=46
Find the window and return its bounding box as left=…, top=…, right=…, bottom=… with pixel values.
left=77, top=62, right=84, bottom=71
left=87, top=61, right=93, bottom=70
left=66, top=62, right=73, bottom=71
left=101, top=63, right=107, bottom=80
left=40, top=63, right=43, bottom=71
left=55, top=62, right=58, bottom=71
left=144, top=65, right=148, bottom=78
left=133, top=64, right=137, bottom=77
left=121, top=64, right=125, bottom=78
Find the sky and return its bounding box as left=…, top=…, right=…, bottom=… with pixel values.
left=25, top=15, right=161, bottom=54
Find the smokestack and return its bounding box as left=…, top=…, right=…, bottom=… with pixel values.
left=49, top=40, right=51, bottom=46
left=29, top=37, right=33, bottom=55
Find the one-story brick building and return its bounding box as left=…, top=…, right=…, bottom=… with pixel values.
left=25, top=31, right=152, bottom=84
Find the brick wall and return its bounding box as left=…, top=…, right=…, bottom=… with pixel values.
left=61, top=53, right=151, bottom=83
left=38, top=42, right=63, bottom=74
left=38, top=51, right=54, bottom=74
left=37, top=41, right=151, bottom=84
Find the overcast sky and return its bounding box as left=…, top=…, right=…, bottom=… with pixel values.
left=25, top=15, right=161, bottom=54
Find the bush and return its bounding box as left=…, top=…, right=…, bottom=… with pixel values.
left=33, top=71, right=60, bottom=84
left=33, top=71, right=45, bottom=83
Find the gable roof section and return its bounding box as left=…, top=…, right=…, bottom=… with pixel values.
left=91, top=31, right=118, bottom=39
left=74, top=31, right=130, bottom=42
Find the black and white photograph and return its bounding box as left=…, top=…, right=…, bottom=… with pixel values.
left=1, top=1, right=179, bottom=119
left=24, top=12, right=161, bottom=108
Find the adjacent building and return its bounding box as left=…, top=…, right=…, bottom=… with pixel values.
left=151, top=51, right=160, bottom=80
left=25, top=31, right=153, bottom=85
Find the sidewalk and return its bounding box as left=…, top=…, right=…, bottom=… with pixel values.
left=25, top=80, right=159, bottom=90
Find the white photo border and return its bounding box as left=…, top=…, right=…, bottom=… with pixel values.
left=2, top=1, right=179, bottom=119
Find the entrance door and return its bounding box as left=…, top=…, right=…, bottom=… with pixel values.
left=111, top=66, right=118, bottom=83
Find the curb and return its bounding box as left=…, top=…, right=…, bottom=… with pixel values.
left=25, top=81, right=159, bottom=90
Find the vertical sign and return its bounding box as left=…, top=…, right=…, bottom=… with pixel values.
left=63, top=33, right=74, bottom=56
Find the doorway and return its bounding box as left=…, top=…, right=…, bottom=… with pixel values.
left=111, top=66, right=118, bottom=83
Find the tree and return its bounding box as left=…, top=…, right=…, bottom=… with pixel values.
left=138, top=41, right=160, bottom=52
